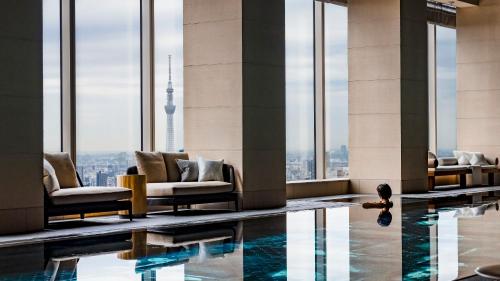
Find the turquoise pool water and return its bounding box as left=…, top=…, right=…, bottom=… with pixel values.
left=1, top=194, right=499, bottom=280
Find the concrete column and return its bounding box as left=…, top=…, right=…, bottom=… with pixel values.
left=456, top=0, right=500, bottom=185
left=348, top=0, right=428, bottom=194
left=0, top=0, right=44, bottom=233
left=184, top=0, right=286, bottom=208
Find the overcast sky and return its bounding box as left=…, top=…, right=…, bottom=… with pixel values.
left=43, top=0, right=456, bottom=155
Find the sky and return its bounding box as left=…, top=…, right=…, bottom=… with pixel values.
left=43, top=0, right=456, bottom=156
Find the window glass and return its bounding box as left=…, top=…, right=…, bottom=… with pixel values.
left=43, top=0, right=61, bottom=152
left=75, top=0, right=141, bottom=186
left=436, top=26, right=457, bottom=157
left=154, top=0, right=184, bottom=152
left=286, top=0, right=316, bottom=181
left=324, top=4, right=348, bottom=179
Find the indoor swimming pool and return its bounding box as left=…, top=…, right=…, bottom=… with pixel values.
left=1, top=194, right=499, bottom=280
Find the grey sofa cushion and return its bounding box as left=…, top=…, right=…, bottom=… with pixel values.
left=176, top=159, right=199, bottom=182
left=43, top=159, right=60, bottom=194
left=438, top=157, right=458, bottom=166
left=198, top=158, right=224, bottom=182
left=147, top=181, right=232, bottom=197
left=135, top=151, right=168, bottom=183
left=49, top=186, right=131, bottom=205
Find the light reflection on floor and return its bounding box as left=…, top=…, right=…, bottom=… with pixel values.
left=1, top=194, right=500, bottom=280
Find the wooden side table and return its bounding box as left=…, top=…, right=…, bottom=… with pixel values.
left=117, top=175, right=147, bottom=218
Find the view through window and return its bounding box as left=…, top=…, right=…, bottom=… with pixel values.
left=75, top=0, right=141, bottom=186
left=436, top=25, right=457, bottom=157
left=324, top=4, right=348, bottom=179
left=42, top=0, right=61, bottom=152
left=285, top=0, right=316, bottom=181
left=154, top=0, right=184, bottom=152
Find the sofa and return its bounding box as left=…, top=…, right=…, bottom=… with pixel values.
left=428, top=151, right=499, bottom=190
left=128, top=152, right=238, bottom=213
left=43, top=153, right=133, bottom=226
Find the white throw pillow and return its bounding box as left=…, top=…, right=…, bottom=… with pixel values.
left=43, top=159, right=60, bottom=194
left=458, top=155, right=470, bottom=165
left=197, top=157, right=224, bottom=182
left=470, top=153, right=489, bottom=166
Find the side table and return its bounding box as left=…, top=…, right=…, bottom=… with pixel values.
left=117, top=174, right=147, bottom=218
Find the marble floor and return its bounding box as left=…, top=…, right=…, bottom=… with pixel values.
left=1, top=186, right=500, bottom=248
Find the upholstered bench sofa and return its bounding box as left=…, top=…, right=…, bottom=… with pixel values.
left=128, top=152, right=238, bottom=213
left=428, top=151, right=499, bottom=190
left=43, top=153, right=132, bottom=226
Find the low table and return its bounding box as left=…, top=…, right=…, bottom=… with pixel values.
left=117, top=175, right=147, bottom=218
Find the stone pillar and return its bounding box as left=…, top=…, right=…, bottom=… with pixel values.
left=184, top=0, right=286, bottom=208
left=457, top=0, right=500, bottom=184
left=0, top=0, right=44, bottom=233
left=348, top=0, right=428, bottom=194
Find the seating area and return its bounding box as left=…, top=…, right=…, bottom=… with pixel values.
left=129, top=151, right=238, bottom=213
left=428, top=151, right=499, bottom=190
left=43, top=153, right=133, bottom=226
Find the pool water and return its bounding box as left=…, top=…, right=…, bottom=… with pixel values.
left=1, top=194, right=499, bottom=281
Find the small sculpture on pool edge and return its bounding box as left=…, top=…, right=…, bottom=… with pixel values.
left=362, top=183, right=394, bottom=227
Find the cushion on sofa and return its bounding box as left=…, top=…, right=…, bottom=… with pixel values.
left=176, top=159, right=199, bottom=182
left=438, top=157, right=458, bottom=166
left=162, top=153, right=189, bottom=182
left=454, top=151, right=478, bottom=165
left=147, top=181, right=232, bottom=197
left=198, top=158, right=224, bottom=182
left=435, top=165, right=469, bottom=172
left=49, top=186, right=131, bottom=205
left=43, top=159, right=60, bottom=194
left=135, top=151, right=168, bottom=183
left=44, top=153, right=80, bottom=188
left=470, top=153, right=490, bottom=166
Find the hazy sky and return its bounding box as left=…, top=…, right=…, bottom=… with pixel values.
left=436, top=25, right=457, bottom=153
left=43, top=0, right=456, bottom=155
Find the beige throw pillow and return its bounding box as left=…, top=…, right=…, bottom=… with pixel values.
left=135, top=151, right=168, bottom=183
left=162, top=153, right=189, bottom=182
left=44, top=152, right=80, bottom=188
left=43, top=159, right=60, bottom=194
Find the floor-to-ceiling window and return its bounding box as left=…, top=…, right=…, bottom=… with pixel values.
left=154, top=0, right=184, bottom=152
left=436, top=26, right=457, bottom=157
left=75, top=0, right=141, bottom=186
left=429, top=23, right=457, bottom=157
left=43, top=0, right=61, bottom=152
left=324, top=3, right=348, bottom=179
left=285, top=0, right=316, bottom=181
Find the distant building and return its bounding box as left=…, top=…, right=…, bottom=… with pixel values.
left=96, top=171, right=108, bottom=186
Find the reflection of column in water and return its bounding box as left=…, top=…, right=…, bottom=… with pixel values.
left=437, top=211, right=458, bottom=281
left=326, top=207, right=350, bottom=281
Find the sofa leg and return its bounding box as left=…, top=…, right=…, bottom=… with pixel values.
left=234, top=199, right=239, bottom=211
left=80, top=213, right=85, bottom=220
left=173, top=205, right=178, bottom=215
left=186, top=204, right=191, bottom=209
left=460, top=174, right=467, bottom=189
left=44, top=215, right=49, bottom=228
left=488, top=173, right=495, bottom=186
left=128, top=206, right=133, bottom=222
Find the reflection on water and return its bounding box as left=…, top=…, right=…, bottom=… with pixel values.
left=1, top=194, right=500, bottom=280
